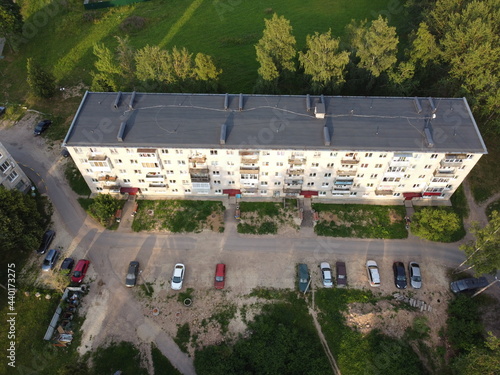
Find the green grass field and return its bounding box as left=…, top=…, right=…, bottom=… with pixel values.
left=1, top=0, right=394, bottom=108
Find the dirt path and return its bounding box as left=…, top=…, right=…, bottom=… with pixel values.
left=309, top=289, right=342, bottom=375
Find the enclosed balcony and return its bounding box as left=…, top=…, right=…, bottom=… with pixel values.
left=98, top=175, right=117, bottom=182
left=188, top=154, right=207, bottom=164
left=340, top=157, right=359, bottom=164
left=88, top=154, right=107, bottom=161
left=288, top=157, right=307, bottom=165
left=433, top=169, right=455, bottom=178
left=375, top=189, right=394, bottom=196
left=287, top=169, right=304, bottom=176
left=337, top=169, right=357, bottom=176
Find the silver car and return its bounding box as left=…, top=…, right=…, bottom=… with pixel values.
left=408, top=262, right=422, bottom=289
left=41, top=249, right=60, bottom=271
left=320, top=262, right=334, bottom=288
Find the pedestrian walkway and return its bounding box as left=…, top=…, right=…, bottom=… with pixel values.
left=116, top=195, right=137, bottom=233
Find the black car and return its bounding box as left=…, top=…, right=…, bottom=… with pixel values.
left=450, top=277, right=488, bottom=293
left=34, top=119, right=52, bottom=135
left=0, top=106, right=5, bottom=116
left=37, top=230, right=55, bottom=254
left=125, top=261, right=140, bottom=287
left=393, top=261, right=407, bottom=289
left=60, top=258, right=75, bottom=275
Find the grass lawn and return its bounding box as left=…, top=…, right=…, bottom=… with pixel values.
left=312, top=203, right=408, bottom=239
left=1, top=0, right=399, bottom=126
left=315, top=288, right=424, bottom=375
left=468, top=133, right=500, bottom=203
left=237, top=199, right=299, bottom=234
left=65, top=160, right=91, bottom=196
left=78, top=197, right=126, bottom=229
left=132, top=199, right=225, bottom=232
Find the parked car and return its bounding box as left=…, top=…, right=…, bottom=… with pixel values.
left=336, top=261, right=347, bottom=288
left=450, top=277, right=488, bottom=293
left=214, top=263, right=226, bottom=289
left=125, top=261, right=139, bottom=287
left=171, top=263, right=185, bottom=290
left=37, top=229, right=55, bottom=254
left=41, top=249, right=60, bottom=272
left=298, top=263, right=310, bottom=292
left=408, top=262, right=422, bottom=289
left=320, top=262, right=334, bottom=288
left=366, top=260, right=380, bottom=287
left=34, top=119, right=52, bottom=135
left=60, top=258, right=75, bottom=275
left=393, top=261, right=407, bottom=289
left=0, top=106, right=5, bottom=116
left=71, top=259, right=90, bottom=283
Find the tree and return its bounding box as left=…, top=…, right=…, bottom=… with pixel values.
left=89, top=194, right=120, bottom=226
left=459, top=210, right=500, bottom=275
left=409, top=22, right=441, bottom=67
left=411, top=208, right=461, bottom=242
left=26, top=58, right=56, bottom=98
left=298, top=30, right=350, bottom=93
left=115, top=36, right=136, bottom=86
left=135, top=45, right=175, bottom=86
left=0, top=0, right=23, bottom=51
left=194, top=53, right=221, bottom=81
left=349, top=16, right=399, bottom=78
left=452, top=333, right=500, bottom=375
left=255, top=13, right=296, bottom=82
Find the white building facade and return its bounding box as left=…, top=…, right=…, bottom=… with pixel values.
left=63, top=92, right=487, bottom=202
left=0, top=142, right=31, bottom=193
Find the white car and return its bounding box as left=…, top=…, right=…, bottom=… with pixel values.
left=320, top=262, right=334, bottom=288
left=171, top=263, right=185, bottom=290
left=366, top=260, right=380, bottom=287
left=408, top=262, right=422, bottom=289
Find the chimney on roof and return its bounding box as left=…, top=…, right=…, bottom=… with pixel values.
left=414, top=97, right=422, bottom=114
left=117, top=121, right=126, bottom=142
left=323, top=126, right=331, bottom=146
left=424, top=119, right=434, bottom=147
left=315, top=95, right=326, bottom=119
left=239, top=93, right=243, bottom=111
left=428, top=97, right=436, bottom=114
left=224, top=93, right=229, bottom=110
left=219, top=124, right=227, bottom=145
left=128, top=91, right=136, bottom=110
left=113, top=91, right=122, bottom=109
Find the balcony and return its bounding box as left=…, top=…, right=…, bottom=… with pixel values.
left=240, top=151, right=259, bottom=163
left=375, top=189, right=394, bottom=196
left=88, top=154, right=107, bottom=161
left=440, top=160, right=463, bottom=168
left=332, top=186, right=351, bottom=191
left=149, top=183, right=167, bottom=188
left=288, top=157, right=306, bottom=165
left=337, top=169, right=356, bottom=176
left=188, top=155, right=207, bottom=164
left=190, top=168, right=210, bottom=183
left=240, top=167, right=259, bottom=173
left=145, top=174, right=165, bottom=180
left=102, top=185, right=121, bottom=192
left=287, top=169, right=304, bottom=176
left=98, top=175, right=117, bottom=182
left=241, top=188, right=258, bottom=194
left=389, top=160, right=411, bottom=167
left=433, top=170, right=455, bottom=178
left=340, top=158, right=359, bottom=164
left=283, top=187, right=302, bottom=194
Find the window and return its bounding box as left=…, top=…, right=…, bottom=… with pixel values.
left=387, top=166, right=406, bottom=172
left=115, top=159, right=123, bottom=164
left=184, top=189, right=191, bottom=193
left=263, top=151, right=270, bottom=156
left=275, top=172, right=280, bottom=177
left=226, top=150, right=234, bottom=155
left=227, top=171, right=234, bottom=176
left=79, top=158, right=88, bottom=164
left=169, top=180, right=177, bottom=184
left=215, top=189, right=222, bottom=194
left=138, top=179, right=145, bottom=183
left=134, top=170, right=141, bottom=174
left=322, top=182, right=329, bottom=187
left=119, top=169, right=126, bottom=173
left=446, top=184, right=453, bottom=189
left=466, top=154, right=473, bottom=159
left=210, top=150, right=218, bottom=155
left=130, top=159, right=138, bottom=164
left=350, top=192, right=357, bottom=196
left=382, top=177, right=401, bottom=182
left=227, top=161, right=234, bottom=166
left=126, top=148, right=133, bottom=154
left=324, top=173, right=331, bottom=177
left=370, top=174, right=378, bottom=179
left=424, top=165, right=432, bottom=169
left=178, top=160, right=186, bottom=165
left=307, top=182, right=315, bottom=186
left=211, top=161, right=219, bottom=166
left=314, top=152, right=321, bottom=157
left=319, top=191, right=327, bottom=196
left=89, top=148, right=97, bottom=153
left=142, top=162, right=159, bottom=168
left=164, top=160, right=172, bottom=165
left=261, top=172, right=269, bottom=176
left=262, top=162, right=269, bottom=166
left=379, top=153, right=387, bottom=158
left=431, top=154, right=438, bottom=159
left=91, top=178, right=98, bottom=183
left=375, top=164, right=382, bottom=168
left=89, top=161, right=108, bottom=168
left=365, top=153, right=373, bottom=157
left=228, top=181, right=235, bottom=185
left=74, top=148, right=83, bottom=154
left=182, top=180, right=189, bottom=184
left=327, top=163, right=334, bottom=168
left=309, top=173, right=316, bottom=177
left=213, top=171, right=220, bottom=175
left=357, top=174, right=364, bottom=178
left=96, top=187, right=103, bottom=191
left=166, top=170, right=174, bottom=174
left=393, top=193, right=401, bottom=197
left=261, top=181, right=268, bottom=186
left=176, top=150, right=183, bottom=154
left=85, top=169, right=92, bottom=173
left=274, top=181, right=281, bottom=186
left=361, top=163, right=368, bottom=168
left=123, top=179, right=131, bottom=183
left=330, top=152, right=337, bottom=157
left=276, top=162, right=283, bottom=167
left=0, top=161, right=11, bottom=172
left=172, top=189, right=178, bottom=192
left=139, top=152, right=155, bottom=158
left=404, top=174, right=411, bottom=179
left=413, top=184, right=420, bottom=188
left=311, top=163, right=319, bottom=167
left=260, top=190, right=268, bottom=194
left=161, top=149, right=169, bottom=154
left=398, top=184, right=405, bottom=188
left=277, top=151, right=285, bottom=156
left=367, top=183, right=374, bottom=187
left=418, top=174, right=425, bottom=179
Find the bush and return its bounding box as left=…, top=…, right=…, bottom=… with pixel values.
left=411, top=208, right=462, bottom=242
left=174, top=323, right=191, bottom=353
left=446, top=294, right=485, bottom=353
left=89, top=194, right=121, bottom=226
left=120, top=16, right=147, bottom=33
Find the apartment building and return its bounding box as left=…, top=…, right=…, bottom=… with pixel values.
left=63, top=92, right=487, bottom=202
left=0, top=142, right=31, bottom=193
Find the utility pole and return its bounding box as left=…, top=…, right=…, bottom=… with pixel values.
left=472, top=277, right=500, bottom=298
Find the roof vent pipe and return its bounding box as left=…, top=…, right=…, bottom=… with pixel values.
left=320, top=94, right=325, bottom=104
left=224, top=93, right=229, bottom=110
left=428, top=97, right=436, bottom=113
left=239, top=93, right=243, bottom=111
left=113, top=91, right=122, bottom=109
left=128, top=91, right=136, bottom=110
left=117, top=121, right=126, bottom=142
left=414, top=97, right=422, bottom=114
left=306, top=94, right=311, bottom=112
left=220, top=124, right=227, bottom=145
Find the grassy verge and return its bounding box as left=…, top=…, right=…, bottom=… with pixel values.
left=469, top=133, right=500, bottom=203
left=77, top=197, right=126, bottom=230
left=312, top=204, right=407, bottom=239
left=151, top=343, right=183, bottom=375
left=174, top=323, right=191, bottom=353
left=237, top=200, right=299, bottom=234
left=65, top=160, right=91, bottom=196
left=132, top=200, right=224, bottom=233
left=315, top=288, right=424, bottom=374
left=194, top=291, right=331, bottom=374
left=90, top=341, right=148, bottom=374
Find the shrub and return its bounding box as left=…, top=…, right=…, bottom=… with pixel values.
left=411, top=208, right=462, bottom=242
left=174, top=323, right=191, bottom=353
left=89, top=194, right=121, bottom=226
left=120, top=16, right=147, bottom=33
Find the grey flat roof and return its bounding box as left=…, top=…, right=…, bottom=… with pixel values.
left=63, top=92, right=487, bottom=153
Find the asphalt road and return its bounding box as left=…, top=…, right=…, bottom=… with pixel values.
left=0, top=124, right=471, bottom=375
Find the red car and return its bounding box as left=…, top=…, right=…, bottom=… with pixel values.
left=71, top=259, right=90, bottom=283
left=214, top=263, right=226, bottom=289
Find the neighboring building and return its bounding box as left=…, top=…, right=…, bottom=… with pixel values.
left=63, top=92, right=487, bottom=202
left=0, top=142, right=31, bottom=193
